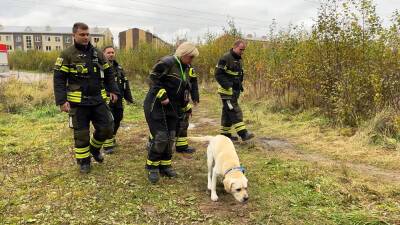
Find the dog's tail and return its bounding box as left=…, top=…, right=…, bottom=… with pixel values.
left=187, top=136, right=214, bottom=143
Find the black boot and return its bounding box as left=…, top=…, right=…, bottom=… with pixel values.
left=238, top=130, right=255, bottom=141
left=147, top=168, right=160, bottom=184
left=90, top=147, right=104, bottom=163
left=79, top=157, right=91, bottom=173
left=176, top=146, right=196, bottom=154
left=160, top=167, right=177, bottom=178
left=104, top=147, right=114, bottom=154
left=221, top=133, right=239, bottom=142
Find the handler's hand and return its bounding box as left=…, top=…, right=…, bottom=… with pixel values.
left=161, top=98, right=170, bottom=105
left=110, top=93, right=118, bottom=103
left=60, top=102, right=71, bottom=113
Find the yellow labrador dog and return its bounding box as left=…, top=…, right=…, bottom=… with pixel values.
left=190, top=135, right=249, bottom=202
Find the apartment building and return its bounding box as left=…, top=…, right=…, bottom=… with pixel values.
left=0, top=25, right=113, bottom=52
left=119, top=28, right=170, bottom=50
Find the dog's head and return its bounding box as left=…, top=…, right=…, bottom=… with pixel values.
left=223, top=176, right=249, bottom=203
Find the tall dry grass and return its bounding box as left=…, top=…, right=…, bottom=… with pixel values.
left=0, top=78, right=54, bottom=113
left=6, top=0, right=400, bottom=128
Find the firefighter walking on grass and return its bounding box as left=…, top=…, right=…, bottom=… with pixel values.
left=143, top=42, right=199, bottom=184
left=102, top=46, right=134, bottom=154
left=215, top=39, right=254, bottom=141
left=53, top=22, right=119, bottom=173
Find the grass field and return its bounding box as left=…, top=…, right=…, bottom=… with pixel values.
left=1, top=81, right=400, bottom=224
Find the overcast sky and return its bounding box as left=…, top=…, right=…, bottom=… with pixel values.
left=1, top=0, right=400, bottom=45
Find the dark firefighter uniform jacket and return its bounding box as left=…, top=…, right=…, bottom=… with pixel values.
left=53, top=42, right=119, bottom=106
left=182, top=66, right=200, bottom=113
left=109, top=60, right=134, bottom=108
left=144, top=55, right=192, bottom=119
left=215, top=49, right=244, bottom=99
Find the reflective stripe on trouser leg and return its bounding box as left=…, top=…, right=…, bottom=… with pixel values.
left=103, top=135, right=115, bottom=148
left=146, top=159, right=160, bottom=167
left=90, top=136, right=104, bottom=149
left=220, top=126, right=232, bottom=135
left=233, top=122, right=246, bottom=132
left=176, top=137, right=188, bottom=147
left=160, top=160, right=172, bottom=166
left=75, top=146, right=90, bottom=159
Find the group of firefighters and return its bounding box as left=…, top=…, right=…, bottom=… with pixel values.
left=53, top=22, right=254, bottom=184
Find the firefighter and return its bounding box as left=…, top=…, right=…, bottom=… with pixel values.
left=102, top=46, right=134, bottom=154
left=53, top=22, right=119, bottom=173
left=215, top=40, right=254, bottom=141
left=175, top=65, right=200, bottom=154
left=143, top=42, right=199, bottom=184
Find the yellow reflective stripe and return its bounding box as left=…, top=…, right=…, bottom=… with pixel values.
left=156, top=89, right=167, bottom=99
left=103, top=137, right=115, bottom=147
left=234, top=122, right=245, bottom=127
left=233, top=122, right=246, bottom=132
left=216, top=64, right=228, bottom=70
left=75, top=152, right=90, bottom=159
left=226, top=69, right=239, bottom=76
left=221, top=126, right=232, bottom=134
left=81, top=68, right=88, bottom=74
left=103, top=63, right=110, bottom=70
left=67, top=91, right=82, bottom=103
left=218, top=86, right=233, bottom=95
left=90, top=137, right=103, bottom=148
left=70, top=69, right=78, bottom=74
left=67, top=97, right=81, bottom=102
left=189, top=68, right=197, bottom=78
left=75, top=146, right=90, bottom=153
left=104, top=137, right=115, bottom=143
left=160, top=160, right=172, bottom=166
left=176, top=142, right=188, bottom=147
left=69, top=69, right=88, bottom=74
left=221, top=126, right=231, bottom=131
left=60, top=65, right=70, bottom=72
left=67, top=91, right=82, bottom=97
left=182, top=104, right=192, bottom=112
left=93, top=67, right=97, bottom=73
left=75, top=146, right=90, bottom=159
left=147, top=160, right=160, bottom=166
left=176, top=137, right=188, bottom=146
left=101, top=89, right=107, bottom=100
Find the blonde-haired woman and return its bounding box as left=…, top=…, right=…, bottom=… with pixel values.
left=143, top=42, right=199, bottom=184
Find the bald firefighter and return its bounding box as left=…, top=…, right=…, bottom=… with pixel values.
left=215, top=40, right=254, bottom=141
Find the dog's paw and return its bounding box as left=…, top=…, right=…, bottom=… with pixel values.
left=211, top=194, right=219, bottom=202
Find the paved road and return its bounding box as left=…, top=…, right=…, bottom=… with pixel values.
left=0, top=71, right=50, bottom=83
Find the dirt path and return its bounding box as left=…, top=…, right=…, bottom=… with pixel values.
left=258, top=136, right=400, bottom=183
left=189, top=98, right=400, bottom=184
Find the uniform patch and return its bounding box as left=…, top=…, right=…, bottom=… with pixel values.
left=55, top=57, right=64, bottom=66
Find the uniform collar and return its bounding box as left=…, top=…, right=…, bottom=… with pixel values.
left=174, top=55, right=189, bottom=69
left=111, top=60, right=119, bottom=67
left=230, top=48, right=242, bottom=60
left=74, top=41, right=93, bottom=52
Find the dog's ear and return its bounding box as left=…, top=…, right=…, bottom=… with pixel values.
left=223, top=178, right=233, bottom=193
